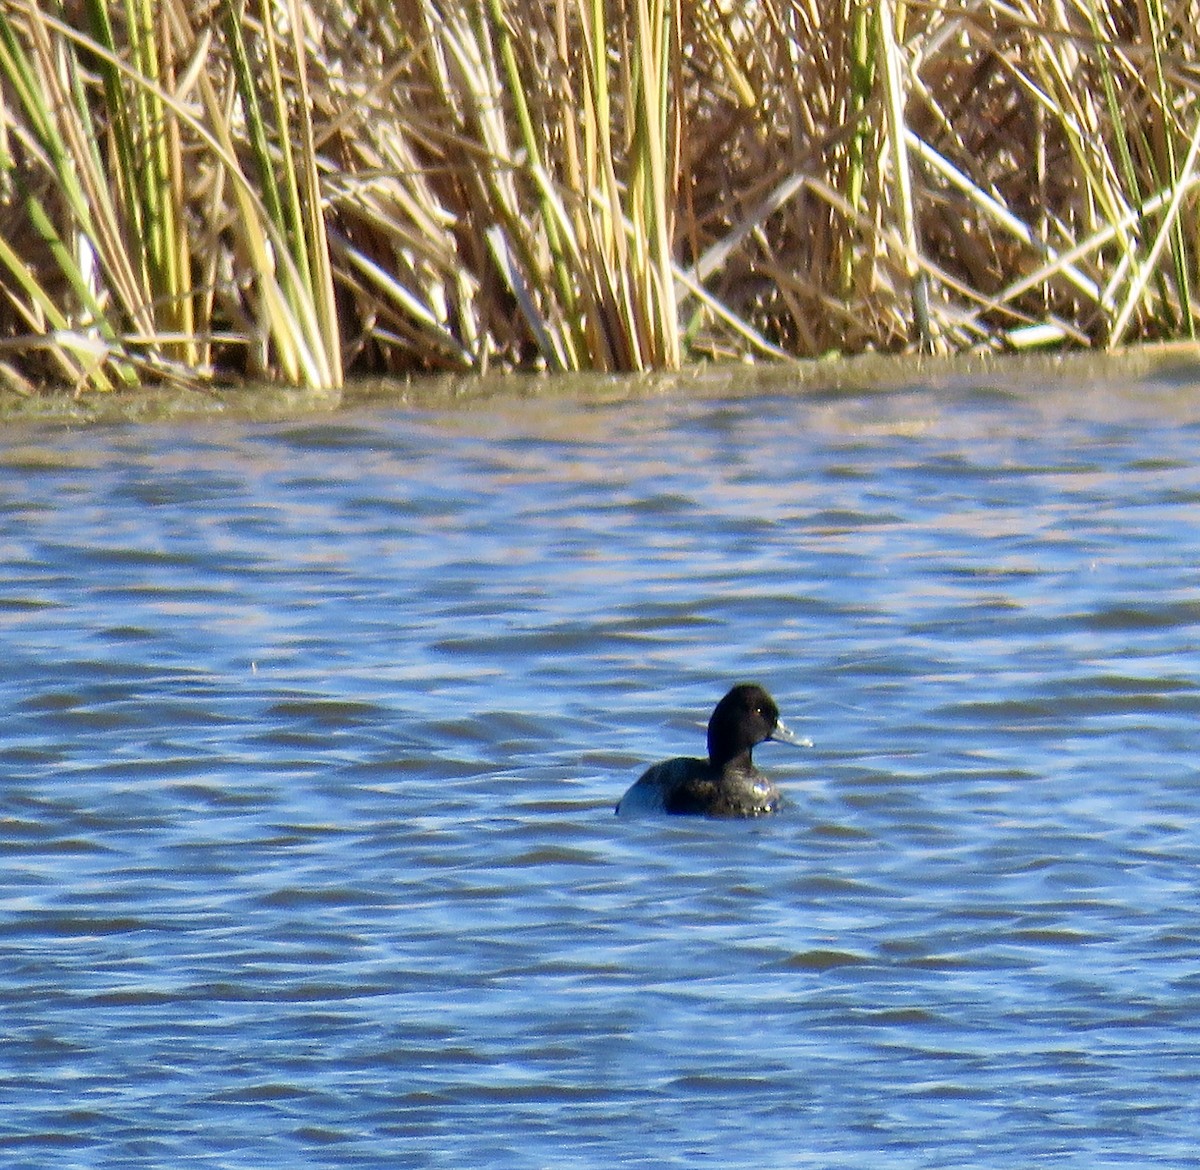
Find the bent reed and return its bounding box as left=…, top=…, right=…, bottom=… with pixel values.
left=0, top=0, right=1198, bottom=393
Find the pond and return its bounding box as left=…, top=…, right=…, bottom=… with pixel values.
left=2, top=359, right=1200, bottom=1168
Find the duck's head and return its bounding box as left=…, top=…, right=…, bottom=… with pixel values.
left=706, top=683, right=808, bottom=766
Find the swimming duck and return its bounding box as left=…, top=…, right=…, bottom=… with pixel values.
left=616, top=683, right=809, bottom=818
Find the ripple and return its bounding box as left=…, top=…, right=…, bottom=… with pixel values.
left=780, top=950, right=875, bottom=971
left=1, top=383, right=1199, bottom=1168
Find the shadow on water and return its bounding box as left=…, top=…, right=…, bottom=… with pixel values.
left=1, top=348, right=1200, bottom=1168
left=3, top=341, right=1200, bottom=425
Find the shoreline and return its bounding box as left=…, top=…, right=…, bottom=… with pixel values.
left=3, top=342, right=1199, bottom=427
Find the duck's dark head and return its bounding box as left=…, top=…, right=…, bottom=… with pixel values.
left=706, top=683, right=805, bottom=767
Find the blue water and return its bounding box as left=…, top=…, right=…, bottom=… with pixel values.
left=2, top=372, right=1200, bottom=1167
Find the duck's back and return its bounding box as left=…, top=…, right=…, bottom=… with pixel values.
left=615, top=757, right=706, bottom=816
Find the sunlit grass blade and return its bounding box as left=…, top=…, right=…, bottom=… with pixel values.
left=221, top=0, right=341, bottom=388
left=876, top=0, right=930, bottom=349
left=0, top=4, right=134, bottom=390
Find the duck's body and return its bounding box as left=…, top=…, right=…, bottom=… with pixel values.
left=617, top=755, right=784, bottom=817
left=616, top=683, right=807, bottom=819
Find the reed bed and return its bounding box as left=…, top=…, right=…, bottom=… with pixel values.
left=0, top=0, right=1198, bottom=392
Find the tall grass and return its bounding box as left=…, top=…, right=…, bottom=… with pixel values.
left=0, top=0, right=1198, bottom=391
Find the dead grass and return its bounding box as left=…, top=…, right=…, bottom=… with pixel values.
left=0, top=0, right=1198, bottom=391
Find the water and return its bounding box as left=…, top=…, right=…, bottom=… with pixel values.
left=2, top=370, right=1200, bottom=1168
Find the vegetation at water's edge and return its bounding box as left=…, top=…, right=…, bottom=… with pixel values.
left=1, top=0, right=1199, bottom=394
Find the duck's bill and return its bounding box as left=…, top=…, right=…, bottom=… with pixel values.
left=769, top=719, right=812, bottom=748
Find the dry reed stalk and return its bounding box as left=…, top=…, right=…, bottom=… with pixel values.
left=1, top=0, right=1199, bottom=390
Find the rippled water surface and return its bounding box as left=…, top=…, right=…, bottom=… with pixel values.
left=3, top=370, right=1200, bottom=1168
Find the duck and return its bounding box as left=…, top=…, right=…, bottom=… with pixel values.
left=616, top=683, right=809, bottom=818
